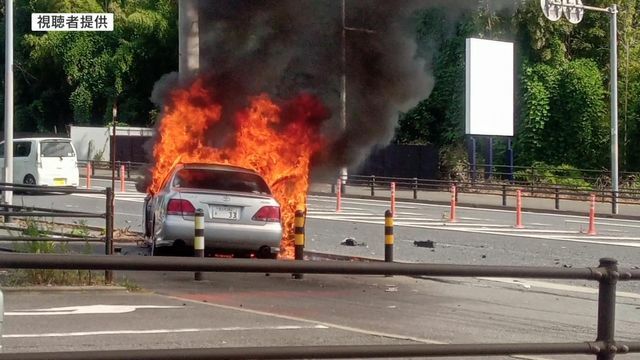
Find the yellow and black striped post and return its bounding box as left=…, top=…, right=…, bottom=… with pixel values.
left=292, top=210, right=305, bottom=280
left=194, top=208, right=205, bottom=281
left=385, top=209, right=394, bottom=263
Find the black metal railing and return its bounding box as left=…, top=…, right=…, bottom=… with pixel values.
left=78, top=160, right=147, bottom=180
left=0, top=254, right=637, bottom=359
left=0, top=182, right=115, bottom=281
left=327, top=174, right=640, bottom=215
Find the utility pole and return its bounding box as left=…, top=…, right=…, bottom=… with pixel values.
left=340, top=1, right=374, bottom=183
left=340, top=0, right=347, bottom=183
left=179, top=0, right=200, bottom=83
left=3, top=0, right=14, bottom=208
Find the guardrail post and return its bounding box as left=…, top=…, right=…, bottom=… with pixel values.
left=370, top=175, right=375, bottom=197
left=293, top=210, right=305, bottom=280
left=413, top=177, right=418, bottom=200
left=611, top=191, right=618, bottom=215
left=105, top=187, right=114, bottom=284
left=194, top=209, right=205, bottom=281
left=126, top=161, right=131, bottom=179
left=90, top=160, right=95, bottom=176
left=555, top=186, right=560, bottom=210
left=596, top=258, right=619, bottom=360
left=502, top=185, right=507, bottom=206
left=384, top=210, right=393, bottom=276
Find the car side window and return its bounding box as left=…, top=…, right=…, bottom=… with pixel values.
left=14, top=142, right=32, bottom=158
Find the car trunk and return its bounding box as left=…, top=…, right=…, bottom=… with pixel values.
left=173, top=188, right=275, bottom=225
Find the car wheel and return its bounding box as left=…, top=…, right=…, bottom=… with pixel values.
left=257, top=246, right=277, bottom=259
left=23, top=174, right=36, bottom=185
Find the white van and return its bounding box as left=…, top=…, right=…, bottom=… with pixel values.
left=0, top=138, right=80, bottom=187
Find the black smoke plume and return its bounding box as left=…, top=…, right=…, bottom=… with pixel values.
left=149, top=0, right=517, bottom=183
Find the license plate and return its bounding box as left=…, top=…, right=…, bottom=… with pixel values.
left=211, top=206, right=240, bottom=220
left=54, top=178, right=66, bottom=185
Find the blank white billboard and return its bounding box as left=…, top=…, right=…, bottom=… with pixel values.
left=465, top=38, right=514, bottom=136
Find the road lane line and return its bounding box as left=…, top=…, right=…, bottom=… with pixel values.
left=309, top=194, right=640, bottom=222
left=308, top=216, right=640, bottom=247
left=477, top=277, right=640, bottom=300
left=566, top=220, right=640, bottom=229
left=3, top=325, right=329, bottom=338
left=160, top=295, right=554, bottom=360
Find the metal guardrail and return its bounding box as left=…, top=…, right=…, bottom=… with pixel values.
left=78, top=160, right=146, bottom=180
left=331, top=174, right=640, bottom=215
left=0, top=254, right=637, bottom=359
left=0, top=183, right=115, bottom=282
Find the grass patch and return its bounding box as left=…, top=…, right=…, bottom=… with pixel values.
left=1, top=218, right=105, bottom=287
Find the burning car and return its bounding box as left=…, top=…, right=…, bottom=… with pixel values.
left=143, top=163, right=282, bottom=258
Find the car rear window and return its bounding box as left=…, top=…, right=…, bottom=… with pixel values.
left=41, top=141, right=75, bottom=157
left=173, top=168, right=271, bottom=194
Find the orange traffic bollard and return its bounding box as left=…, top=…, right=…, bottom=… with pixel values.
left=336, top=178, right=342, bottom=212
left=120, top=164, right=126, bottom=192
left=449, top=184, right=457, bottom=222
left=515, top=189, right=524, bottom=229
left=587, top=194, right=597, bottom=236
left=390, top=182, right=396, bottom=216
left=86, top=162, right=92, bottom=189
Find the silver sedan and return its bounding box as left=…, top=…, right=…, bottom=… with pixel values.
left=143, top=163, right=282, bottom=258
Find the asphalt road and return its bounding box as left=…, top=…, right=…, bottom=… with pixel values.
left=2, top=178, right=640, bottom=358
left=2, top=272, right=639, bottom=359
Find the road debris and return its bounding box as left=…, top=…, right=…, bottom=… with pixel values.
left=341, top=238, right=367, bottom=247
left=413, top=240, right=435, bottom=248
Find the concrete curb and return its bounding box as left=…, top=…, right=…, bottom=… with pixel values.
left=1, top=285, right=128, bottom=292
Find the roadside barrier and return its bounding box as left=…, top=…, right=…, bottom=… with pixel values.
left=336, top=178, right=342, bottom=212
left=326, top=174, right=640, bottom=216
left=384, top=210, right=393, bottom=265
left=194, top=209, right=205, bottom=281
left=449, top=184, right=457, bottom=222
left=515, top=189, right=524, bottom=229
left=390, top=182, right=396, bottom=216
left=0, top=182, right=115, bottom=283
left=0, top=254, right=637, bottom=359
left=588, top=194, right=597, bottom=236
left=293, top=210, right=305, bottom=280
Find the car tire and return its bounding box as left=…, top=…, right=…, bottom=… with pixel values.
left=23, top=174, right=36, bottom=185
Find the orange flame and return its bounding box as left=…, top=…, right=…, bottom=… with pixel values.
left=149, top=79, right=328, bottom=258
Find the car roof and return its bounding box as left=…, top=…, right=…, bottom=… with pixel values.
left=7, top=137, right=72, bottom=142
left=175, top=163, right=260, bottom=176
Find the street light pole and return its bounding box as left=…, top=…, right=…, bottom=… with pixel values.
left=340, top=0, right=347, bottom=183
left=541, top=0, right=619, bottom=214
left=3, top=0, right=14, bottom=208
left=609, top=4, right=619, bottom=214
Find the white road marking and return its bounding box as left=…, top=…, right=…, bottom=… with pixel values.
left=477, top=277, right=640, bottom=300
left=310, top=194, right=640, bottom=223
left=3, top=325, right=329, bottom=338
left=566, top=220, right=640, bottom=229
left=308, top=214, right=640, bottom=247
left=6, top=304, right=183, bottom=316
